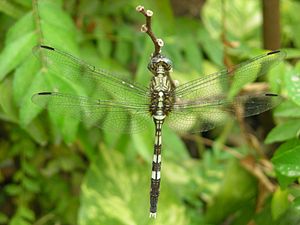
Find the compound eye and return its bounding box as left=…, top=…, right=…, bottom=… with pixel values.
left=147, top=62, right=156, bottom=73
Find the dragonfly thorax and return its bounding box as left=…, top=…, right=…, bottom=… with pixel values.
left=149, top=74, right=176, bottom=118
left=148, top=54, right=172, bottom=75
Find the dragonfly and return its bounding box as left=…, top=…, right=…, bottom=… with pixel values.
left=32, top=7, right=285, bottom=219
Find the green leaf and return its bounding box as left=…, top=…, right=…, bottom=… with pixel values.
left=22, top=160, right=38, bottom=177
left=0, top=76, right=18, bottom=122
left=13, top=55, right=40, bottom=106
left=271, top=188, right=289, bottom=220
left=114, top=27, right=133, bottom=66
left=272, top=139, right=300, bottom=177
left=131, top=126, right=154, bottom=162
left=205, top=159, right=257, bottom=224
left=135, top=41, right=152, bottom=85
left=176, top=18, right=204, bottom=73
left=0, top=0, right=24, bottom=18
left=5, top=12, right=34, bottom=45
left=182, top=35, right=203, bottom=73
left=282, top=1, right=300, bottom=49
left=13, top=0, right=32, bottom=8
left=79, top=149, right=188, bottom=225
left=22, top=176, right=40, bottom=193
left=24, top=120, right=49, bottom=146
left=0, top=31, right=37, bottom=81
left=0, top=12, right=35, bottom=82
left=293, top=197, right=300, bottom=211
left=10, top=205, right=35, bottom=225
left=25, top=0, right=81, bottom=144
left=197, top=27, right=223, bottom=67
left=96, top=18, right=113, bottom=59
left=274, top=100, right=300, bottom=118
left=0, top=212, right=8, bottom=223
left=265, top=120, right=300, bottom=144
left=39, top=0, right=78, bottom=49
left=19, top=71, right=48, bottom=127
left=276, top=171, right=296, bottom=189
left=285, top=63, right=300, bottom=106
left=202, top=0, right=261, bottom=44
left=164, top=126, right=189, bottom=161
left=4, top=184, right=22, bottom=196
left=267, top=59, right=286, bottom=93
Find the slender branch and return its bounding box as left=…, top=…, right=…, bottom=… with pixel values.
left=136, top=5, right=164, bottom=56
left=32, top=0, right=44, bottom=44
left=181, top=134, right=243, bottom=159
left=262, top=0, right=280, bottom=50
left=240, top=156, right=275, bottom=193
left=32, top=0, right=48, bottom=70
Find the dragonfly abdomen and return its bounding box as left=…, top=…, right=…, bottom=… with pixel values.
left=150, top=118, right=163, bottom=218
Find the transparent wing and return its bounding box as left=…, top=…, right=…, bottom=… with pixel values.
left=32, top=92, right=151, bottom=133
left=166, top=93, right=283, bottom=133
left=174, top=50, right=286, bottom=101
left=33, top=45, right=150, bottom=103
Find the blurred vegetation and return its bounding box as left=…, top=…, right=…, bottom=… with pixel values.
left=0, top=0, right=300, bottom=225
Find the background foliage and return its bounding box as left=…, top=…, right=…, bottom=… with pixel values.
left=0, top=0, right=300, bottom=224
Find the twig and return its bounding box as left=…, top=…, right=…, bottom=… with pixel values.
left=240, top=156, right=275, bottom=192
left=136, top=5, right=164, bottom=56
left=181, top=134, right=243, bottom=159
left=32, top=0, right=44, bottom=45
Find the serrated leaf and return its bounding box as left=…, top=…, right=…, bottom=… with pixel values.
left=265, top=120, right=300, bottom=144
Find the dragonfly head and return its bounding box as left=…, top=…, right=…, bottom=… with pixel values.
left=148, top=54, right=173, bottom=75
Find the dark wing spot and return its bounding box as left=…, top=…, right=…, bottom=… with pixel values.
left=38, top=92, right=53, bottom=95
left=267, top=50, right=280, bottom=55
left=40, top=45, right=55, bottom=51
left=265, top=93, right=278, bottom=97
